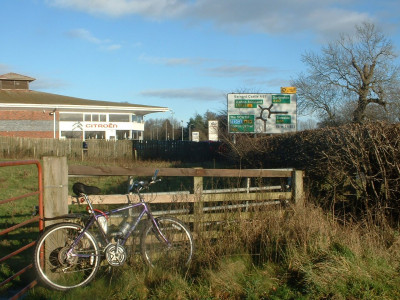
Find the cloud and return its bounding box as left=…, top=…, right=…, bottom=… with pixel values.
left=206, top=65, right=274, bottom=77
left=47, top=0, right=186, bottom=18
left=139, top=54, right=208, bottom=66
left=47, top=0, right=376, bottom=40
left=66, top=28, right=121, bottom=51
left=141, top=87, right=223, bottom=101
left=102, top=44, right=122, bottom=51
left=67, top=28, right=104, bottom=43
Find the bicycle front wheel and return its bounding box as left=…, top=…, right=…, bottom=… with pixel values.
left=34, top=222, right=100, bottom=291
left=140, top=217, right=194, bottom=270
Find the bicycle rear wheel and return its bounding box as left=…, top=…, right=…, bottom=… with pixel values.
left=34, top=222, right=100, bottom=290
left=140, top=217, right=194, bottom=270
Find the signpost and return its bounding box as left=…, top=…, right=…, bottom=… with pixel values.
left=227, top=93, right=297, bottom=134
left=192, top=131, right=200, bottom=142
left=208, top=120, right=219, bottom=141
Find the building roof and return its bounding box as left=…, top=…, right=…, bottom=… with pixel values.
left=0, top=89, right=169, bottom=114
left=0, top=72, right=35, bottom=81
left=0, top=72, right=168, bottom=115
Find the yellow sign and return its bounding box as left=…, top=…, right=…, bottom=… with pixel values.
left=281, top=87, right=297, bottom=94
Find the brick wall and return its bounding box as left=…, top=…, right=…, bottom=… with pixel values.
left=0, top=131, right=54, bottom=138
left=0, top=110, right=56, bottom=121
left=0, top=110, right=58, bottom=138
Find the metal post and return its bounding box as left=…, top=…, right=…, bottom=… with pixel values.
left=170, top=110, right=175, bottom=140
left=181, top=120, right=183, bottom=141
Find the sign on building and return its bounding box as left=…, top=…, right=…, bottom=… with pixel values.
left=227, top=93, right=297, bottom=134
left=208, top=120, right=219, bottom=141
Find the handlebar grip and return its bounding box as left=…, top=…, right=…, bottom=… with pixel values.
left=128, top=172, right=161, bottom=193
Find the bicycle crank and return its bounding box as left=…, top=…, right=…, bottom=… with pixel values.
left=105, top=244, right=127, bottom=266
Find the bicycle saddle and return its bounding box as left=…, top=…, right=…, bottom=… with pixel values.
left=72, top=182, right=101, bottom=195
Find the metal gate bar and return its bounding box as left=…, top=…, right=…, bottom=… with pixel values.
left=0, top=160, right=43, bottom=300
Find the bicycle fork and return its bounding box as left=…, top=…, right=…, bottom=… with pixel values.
left=150, top=217, right=172, bottom=248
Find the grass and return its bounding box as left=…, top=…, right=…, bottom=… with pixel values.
left=2, top=157, right=400, bottom=299
left=25, top=203, right=400, bottom=300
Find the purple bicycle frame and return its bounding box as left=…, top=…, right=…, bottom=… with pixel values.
left=67, top=199, right=170, bottom=259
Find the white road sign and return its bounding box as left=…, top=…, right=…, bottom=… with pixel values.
left=227, top=93, right=297, bottom=134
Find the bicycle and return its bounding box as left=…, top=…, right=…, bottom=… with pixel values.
left=33, top=170, right=194, bottom=291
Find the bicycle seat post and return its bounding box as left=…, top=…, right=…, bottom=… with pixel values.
left=82, top=193, right=95, bottom=213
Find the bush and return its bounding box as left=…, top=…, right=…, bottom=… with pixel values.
left=225, top=122, right=400, bottom=225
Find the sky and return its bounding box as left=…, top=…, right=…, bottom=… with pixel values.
left=1, top=0, right=399, bottom=125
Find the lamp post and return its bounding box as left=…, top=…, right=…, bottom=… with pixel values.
left=189, top=124, right=194, bottom=141
left=49, top=108, right=56, bottom=139
left=170, top=109, right=175, bottom=140
left=181, top=120, right=184, bottom=141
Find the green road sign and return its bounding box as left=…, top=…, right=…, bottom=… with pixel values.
left=272, top=95, right=291, bottom=104
left=229, top=115, right=255, bottom=132
left=276, top=115, right=291, bottom=124
left=234, top=99, right=263, bottom=108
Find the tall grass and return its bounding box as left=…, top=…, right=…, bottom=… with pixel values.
left=29, top=202, right=400, bottom=299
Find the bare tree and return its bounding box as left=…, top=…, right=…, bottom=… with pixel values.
left=293, top=22, right=400, bottom=124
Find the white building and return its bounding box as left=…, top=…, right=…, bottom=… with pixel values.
left=0, top=73, right=168, bottom=140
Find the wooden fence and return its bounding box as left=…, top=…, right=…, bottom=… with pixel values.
left=133, top=140, right=222, bottom=162
left=0, top=137, right=133, bottom=160
left=42, top=157, right=305, bottom=235
left=0, top=137, right=223, bottom=162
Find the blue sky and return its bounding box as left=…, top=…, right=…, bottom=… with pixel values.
left=1, top=0, right=399, bottom=124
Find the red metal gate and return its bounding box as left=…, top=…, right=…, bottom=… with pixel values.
left=0, top=160, right=43, bottom=300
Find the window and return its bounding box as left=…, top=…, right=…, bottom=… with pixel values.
left=109, top=114, right=130, bottom=122
left=132, top=115, right=143, bottom=123
left=84, top=114, right=107, bottom=122
left=85, top=131, right=105, bottom=139
left=116, top=130, right=130, bottom=140
left=61, top=131, right=82, bottom=139
left=60, top=113, right=83, bottom=121
left=132, top=115, right=144, bottom=123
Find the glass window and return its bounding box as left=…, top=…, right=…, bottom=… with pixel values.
left=109, top=114, right=130, bottom=122
left=132, top=115, right=144, bottom=123
left=116, top=130, right=130, bottom=140
left=85, top=131, right=105, bottom=139
left=61, top=131, right=82, bottom=139
left=83, top=114, right=106, bottom=122
left=60, top=113, right=83, bottom=121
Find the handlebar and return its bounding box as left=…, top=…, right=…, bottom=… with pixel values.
left=128, top=169, right=161, bottom=193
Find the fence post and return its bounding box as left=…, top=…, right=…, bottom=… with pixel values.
left=43, top=156, right=68, bottom=226
left=292, top=170, right=304, bottom=206
left=193, top=168, right=203, bottom=234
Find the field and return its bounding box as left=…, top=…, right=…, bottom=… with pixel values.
left=2, top=158, right=400, bottom=299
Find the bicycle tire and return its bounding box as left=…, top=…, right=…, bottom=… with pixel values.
left=140, top=216, right=194, bottom=270
left=33, top=222, right=101, bottom=290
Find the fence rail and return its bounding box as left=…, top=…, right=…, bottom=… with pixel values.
left=39, top=158, right=305, bottom=235
left=65, top=163, right=304, bottom=235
